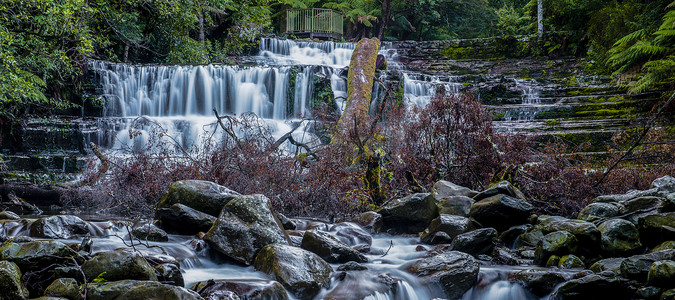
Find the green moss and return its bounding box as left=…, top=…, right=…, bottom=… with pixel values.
left=544, top=119, right=560, bottom=126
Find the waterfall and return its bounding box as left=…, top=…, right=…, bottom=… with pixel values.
left=402, top=73, right=462, bottom=107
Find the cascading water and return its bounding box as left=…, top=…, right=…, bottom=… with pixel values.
left=402, top=73, right=462, bottom=107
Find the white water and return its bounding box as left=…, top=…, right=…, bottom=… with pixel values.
left=402, top=73, right=462, bottom=107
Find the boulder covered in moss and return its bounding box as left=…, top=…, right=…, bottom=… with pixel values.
left=598, top=219, right=642, bottom=256
left=29, top=215, right=89, bottom=239
left=510, top=269, right=567, bottom=297
left=620, top=250, right=675, bottom=281
left=82, top=250, right=158, bottom=282
left=157, top=180, right=240, bottom=216
left=132, top=224, right=169, bottom=242
left=550, top=274, right=630, bottom=300
left=577, top=202, right=624, bottom=222
left=420, top=214, right=472, bottom=244
left=0, top=240, right=85, bottom=271
left=639, top=213, right=675, bottom=247
left=0, top=260, right=29, bottom=299
left=44, top=278, right=82, bottom=300
left=647, top=260, right=675, bottom=287
left=87, top=280, right=202, bottom=300
left=534, top=231, right=578, bottom=266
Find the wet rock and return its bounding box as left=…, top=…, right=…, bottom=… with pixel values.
left=650, top=241, right=675, bottom=253
left=155, top=263, right=184, bottom=287
left=44, top=278, right=82, bottom=300
left=87, top=280, right=202, bottom=300
left=190, top=279, right=288, bottom=300
left=341, top=211, right=382, bottom=233
left=550, top=274, right=630, bottom=300
left=276, top=213, right=296, bottom=230
left=155, top=203, right=216, bottom=235
left=546, top=255, right=561, bottom=267
left=620, top=250, right=675, bottom=281
left=652, top=175, right=675, bottom=194
left=498, top=224, right=531, bottom=247
left=598, top=219, right=642, bottom=256
left=425, top=232, right=454, bottom=244
left=404, top=251, right=479, bottom=299
left=492, top=247, right=519, bottom=265
left=378, top=193, right=438, bottom=234
left=0, top=210, right=20, bottom=220
left=473, top=181, right=527, bottom=202
left=639, top=213, right=675, bottom=247
left=593, top=188, right=661, bottom=203
left=647, top=260, right=675, bottom=287
left=622, top=196, right=663, bottom=217
left=469, top=194, right=533, bottom=231
left=157, top=180, right=240, bottom=216
left=450, top=228, right=497, bottom=256
left=577, top=202, right=624, bottom=222
left=53, top=266, right=85, bottom=283
left=536, top=216, right=600, bottom=255
left=301, top=230, right=367, bottom=263
left=590, top=258, right=624, bottom=274
left=663, top=288, right=675, bottom=300
left=436, top=196, right=474, bottom=217
left=559, top=254, right=584, bottom=269
left=635, top=286, right=662, bottom=300
left=420, top=214, right=472, bottom=244
left=329, top=222, right=372, bottom=250
left=29, top=215, right=89, bottom=239
left=432, top=180, right=478, bottom=199
left=534, top=231, right=578, bottom=266
left=0, top=240, right=85, bottom=271
left=337, top=261, right=368, bottom=271
left=322, top=272, right=397, bottom=300
left=253, top=244, right=332, bottom=299
left=132, top=224, right=169, bottom=242
left=82, top=250, right=158, bottom=282
left=516, top=229, right=544, bottom=248
left=0, top=260, right=29, bottom=299
left=510, top=269, right=567, bottom=297
left=204, top=194, right=290, bottom=265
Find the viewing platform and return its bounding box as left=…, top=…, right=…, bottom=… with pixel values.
left=285, top=8, right=344, bottom=40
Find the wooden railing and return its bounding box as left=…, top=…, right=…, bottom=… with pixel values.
left=285, top=8, right=343, bottom=37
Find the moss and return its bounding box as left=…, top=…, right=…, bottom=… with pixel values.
left=544, top=119, right=561, bottom=126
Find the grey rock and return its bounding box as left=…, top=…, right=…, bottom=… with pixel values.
left=155, top=203, right=216, bottom=234
left=157, top=180, right=240, bottom=216
left=450, top=228, right=497, bottom=256
left=301, top=230, right=367, bottom=263
left=378, top=193, right=439, bottom=234
left=404, top=251, right=479, bottom=299
left=420, top=214, right=472, bottom=244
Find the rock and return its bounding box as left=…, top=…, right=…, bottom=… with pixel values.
left=436, top=196, right=474, bottom=217
left=639, top=213, right=675, bottom=247
left=425, top=232, right=454, bottom=244
left=87, top=280, right=202, bottom=300
left=276, top=213, right=296, bottom=230
left=550, top=274, right=630, bottom=300
left=534, top=231, right=578, bottom=266
left=0, top=211, right=21, bottom=220
left=650, top=241, right=675, bottom=253
left=492, top=247, right=519, bottom=265
left=404, top=251, right=479, bottom=299
left=450, top=228, right=497, bottom=256
left=546, top=255, right=561, bottom=267
left=509, top=269, right=566, bottom=297
left=204, top=194, right=290, bottom=265
left=652, top=176, right=675, bottom=194
left=420, top=214, right=472, bottom=244
left=559, top=254, right=585, bottom=269
left=432, top=180, right=478, bottom=199
left=341, top=211, right=382, bottom=233
left=190, top=279, right=288, bottom=300
left=329, top=222, right=372, bottom=250
left=53, top=267, right=85, bottom=283
left=301, top=230, right=367, bottom=263
left=322, top=272, right=397, bottom=300
left=473, top=181, right=527, bottom=202
left=157, top=180, right=240, bottom=216
left=155, top=263, right=184, bottom=287
left=499, top=224, right=531, bottom=247
left=663, top=288, right=675, bottom=300
left=620, top=250, right=675, bottom=281
left=537, top=216, right=601, bottom=255
left=590, top=258, right=624, bottom=274
left=635, top=286, right=662, bottom=300
left=0, top=260, right=29, bottom=300
left=598, top=219, right=642, bottom=256
left=469, top=194, right=533, bottom=231
left=593, top=188, right=661, bottom=203
left=622, top=196, right=663, bottom=214
left=337, top=261, right=368, bottom=271
left=44, top=278, right=82, bottom=300
left=577, top=202, right=624, bottom=222
left=155, top=203, right=216, bottom=235
left=516, top=229, right=544, bottom=248
left=377, top=193, right=438, bottom=233
left=29, top=215, right=89, bottom=239
left=0, top=240, right=85, bottom=271
left=82, top=250, right=158, bottom=282
left=253, top=244, right=332, bottom=299
left=132, top=224, right=169, bottom=242
left=647, top=260, right=675, bottom=287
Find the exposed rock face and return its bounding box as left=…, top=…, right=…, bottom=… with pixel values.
left=132, top=224, right=169, bottom=242
left=469, top=194, right=533, bottom=231
left=420, top=214, right=472, bottom=244
left=82, top=250, right=158, bottom=282
left=29, top=215, right=89, bottom=239
left=510, top=269, right=566, bottom=297
left=598, top=219, right=642, bottom=256
left=157, top=180, right=240, bottom=216
left=404, top=251, right=479, bottom=299
left=190, top=279, right=289, bottom=300
left=87, top=280, right=203, bottom=300
left=253, top=244, right=333, bottom=299
left=550, top=274, right=631, bottom=300
left=301, top=230, right=367, bottom=263
left=450, top=228, right=497, bottom=256
left=473, top=181, right=527, bottom=202
left=204, top=194, right=290, bottom=265
left=0, top=260, right=29, bottom=300
left=378, top=193, right=439, bottom=233
left=432, top=180, right=478, bottom=199
left=155, top=203, right=216, bottom=234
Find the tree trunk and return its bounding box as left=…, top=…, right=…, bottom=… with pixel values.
left=199, top=9, right=205, bottom=43
left=338, top=37, right=380, bottom=136
left=124, top=44, right=129, bottom=63
left=377, top=0, right=392, bottom=40
left=537, top=0, right=544, bottom=39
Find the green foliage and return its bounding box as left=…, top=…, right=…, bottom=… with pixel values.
left=496, top=5, right=530, bottom=36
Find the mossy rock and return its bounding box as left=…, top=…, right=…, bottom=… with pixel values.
left=651, top=241, right=675, bottom=253
left=157, top=180, right=240, bottom=217
left=598, top=219, right=642, bottom=256
left=0, top=260, right=29, bottom=300
left=44, top=278, right=82, bottom=300
left=559, top=254, right=585, bottom=269
left=534, top=231, right=578, bottom=266
left=0, top=240, right=85, bottom=271
left=639, top=213, right=675, bottom=247
left=87, top=280, right=202, bottom=300
left=647, top=260, right=675, bottom=287
left=82, top=250, right=158, bottom=282
left=469, top=194, right=533, bottom=231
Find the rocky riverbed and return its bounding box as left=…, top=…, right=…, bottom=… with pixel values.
left=1, top=176, right=675, bottom=299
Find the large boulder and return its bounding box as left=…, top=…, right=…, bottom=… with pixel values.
left=155, top=203, right=216, bottom=235
left=190, top=279, right=289, bottom=300
left=420, top=214, right=472, bottom=244
left=87, top=280, right=202, bottom=300
left=590, top=258, right=624, bottom=274
left=44, top=278, right=82, bottom=300
left=0, top=240, right=85, bottom=271
left=437, top=196, right=474, bottom=217
left=651, top=241, right=675, bottom=253
left=204, top=194, right=290, bottom=265
left=155, top=263, right=184, bottom=287
left=647, top=260, right=675, bottom=287
left=157, top=180, right=240, bottom=216
left=132, top=224, right=169, bottom=242
left=534, top=231, right=578, bottom=266
left=550, top=274, right=631, bottom=300
left=620, top=250, right=675, bottom=281
left=301, top=230, right=367, bottom=263
left=450, top=228, right=497, bottom=256
left=377, top=193, right=438, bottom=233
left=82, top=250, right=158, bottom=282
left=509, top=269, right=567, bottom=297
left=432, top=180, right=478, bottom=199
left=29, top=215, right=89, bottom=239
left=404, top=251, right=479, bottom=299
left=577, top=202, right=624, bottom=222
left=473, top=181, right=527, bottom=202
left=0, top=260, right=29, bottom=300
left=558, top=254, right=584, bottom=269
left=536, top=216, right=600, bottom=255
left=598, top=219, right=642, bottom=256
left=622, top=196, right=663, bottom=215
left=253, top=244, right=332, bottom=299
left=638, top=213, right=675, bottom=247
left=652, top=175, right=675, bottom=194
left=470, top=194, right=533, bottom=231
